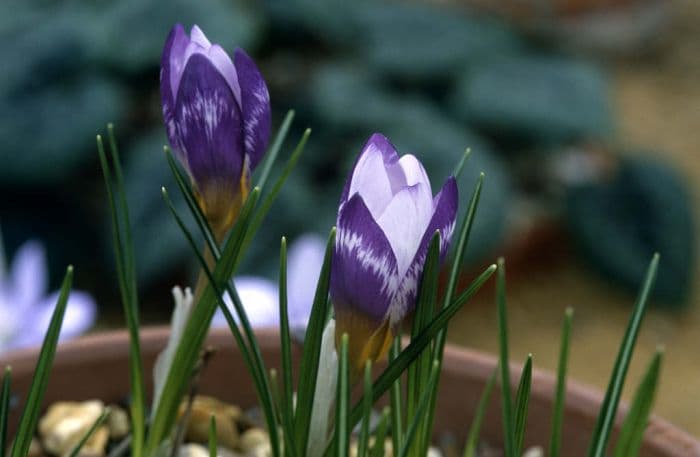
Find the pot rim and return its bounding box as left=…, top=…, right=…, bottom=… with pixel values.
left=1, top=326, right=697, bottom=455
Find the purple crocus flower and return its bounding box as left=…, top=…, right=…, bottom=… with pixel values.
left=331, top=134, right=458, bottom=372
left=0, top=241, right=97, bottom=353
left=160, top=24, right=271, bottom=233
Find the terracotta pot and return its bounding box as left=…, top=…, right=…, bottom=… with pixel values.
left=2, top=327, right=698, bottom=456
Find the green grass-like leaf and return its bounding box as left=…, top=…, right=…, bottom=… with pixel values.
left=389, top=337, right=404, bottom=456
left=612, top=348, right=663, bottom=457
left=146, top=188, right=261, bottom=455
left=237, top=128, right=311, bottom=271
left=463, top=370, right=497, bottom=457
left=514, top=355, right=533, bottom=455
left=335, top=334, right=350, bottom=457
left=66, top=407, right=111, bottom=457
left=97, top=130, right=146, bottom=457
left=255, top=110, right=295, bottom=191
left=398, top=360, right=440, bottom=457
left=496, top=258, right=515, bottom=457
left=294, top=228, right=336, bottom=456
left=10, top=267, right=73, bottom=457
left=279, top=237, right=296, bottom=451
left=161, top=186, right=285, bottom=457
left=371, top=408, right=390, bottom=457
left=549, top=308, right=573, bottom=457
left=347, top=263, right=497, bottom=429
left=587, top=253, right=660, bottom=457
left=452, top=148, right=472, bottom=179
left=209, top=415, right=217, bottom=457
left=357, top=361, right=373, bottom=457
left=0, top=367, right=12, bottom=457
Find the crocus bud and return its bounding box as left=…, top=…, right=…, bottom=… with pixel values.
left=330, top=133, right=458, bottom=374
left=160, top=24, right=271, bottom=234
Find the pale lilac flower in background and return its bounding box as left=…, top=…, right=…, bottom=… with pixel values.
left=0, top=240, right=97, bottom=353
left=211, top=233, right=326, bottom=329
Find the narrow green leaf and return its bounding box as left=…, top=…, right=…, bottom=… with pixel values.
left=97, top=131, right=146, bottom=457
left=452, top=148, right=472, bottom=179
left=549, top=308, right=573, bottom=457
left=255, top=110, right=295, bottom=191
left=0, top=367, right=12, bottom=457
left=357, top=361, right=373, bottom=457
left=11, top=267, right=73, bottom=457
left=514, top=355, right=533, bottom=455
left=145, top=188, right=262, bottom=455
left=279, top=237, right=296, bottom=445
left=389, top=338, right=403, bottom=457
left=463, top=370, right=497, bottom=457
left=294, top=228, right=336, bottom=456
left=398, top=360, right=440, bottom=457
left=67, top=407, right=111, bottom=457
left=237, top=128, right=311, bottom=270
left=370, top=408, right=390, bottom=457
left=408, top=233, right=441, bottom=456
left=161, top=187, right=285, bottom=457
left=164, top=147, right=218, bottom=256
left=612, top=349, right=663, bottom=457
left=209, top=415, right=217, bottom=457
left=587, top=254, right=660, bottom=457
left=496, top=258, right=515, bottom=457
left=425, top=173, right=484, bottom=455
left=335, top=334, right=350, bottom=457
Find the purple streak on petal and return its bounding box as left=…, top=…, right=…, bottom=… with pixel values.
left=212, top=277, right=278, bottom=328
left=10, top=241, right=47, bottom=310
left=340, top=133, right=403, bottom=207
left=388, top=177, right=458, bottom=327
left=287, top=234, right=326, bottom=327
left=160, top=23, right=189, bottom=157
left=332, top=194, right=399, bottom=323
left=175, top=54, right=245, bottom=193
left=234, top=48, right=271, bottom=171
left=376, top=184, right=434, bottom=277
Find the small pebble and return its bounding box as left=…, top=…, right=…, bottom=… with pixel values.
left=106, top=406, right=129, bottom=439
left=38, top=400, right=106, bottom=457
left=239, top=428, right=268, bottom=452
left=522, top=446, right=544, bottom=457
left=179, top=396, right=242, bottom=450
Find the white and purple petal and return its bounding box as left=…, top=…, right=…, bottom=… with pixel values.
left=160, top=24, right=189, bottom=156
left=332, top=194, right=399, bottom=323
left=174, top=53, right=245, bottom=193
left=389, top=177, right=458, bottom=326
left=340, top=133, right=403, bottom=209
left=234, top=48, right=271, bottom=171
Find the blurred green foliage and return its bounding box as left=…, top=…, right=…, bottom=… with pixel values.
left=0, top=0, right=693, bottom=310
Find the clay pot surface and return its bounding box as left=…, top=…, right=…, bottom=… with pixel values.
left=2, top=327, right=698, bottom=456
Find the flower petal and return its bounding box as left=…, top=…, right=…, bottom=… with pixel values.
left=343, top=135, right=401, bottom=220
left=287, top=234, right=326, bottom=328
left=389, top=177, right=458, bottom=327
left=10, top=241, right=47, bottom=310
left=161, top=24, right=190, bottom=157
left=376, top=183, right=434, bottom=277
left=174, top=53, right=245, bottom=194
left=332, top=194, right=399, bottom=323
left=13, top=290, right=97, bottom=350
left=189, top=25, right=211, bottom=47
left=234, top=48, right=271, bottom=171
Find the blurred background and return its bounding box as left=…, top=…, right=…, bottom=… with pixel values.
left=0, top=0, right=698, bottom=437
